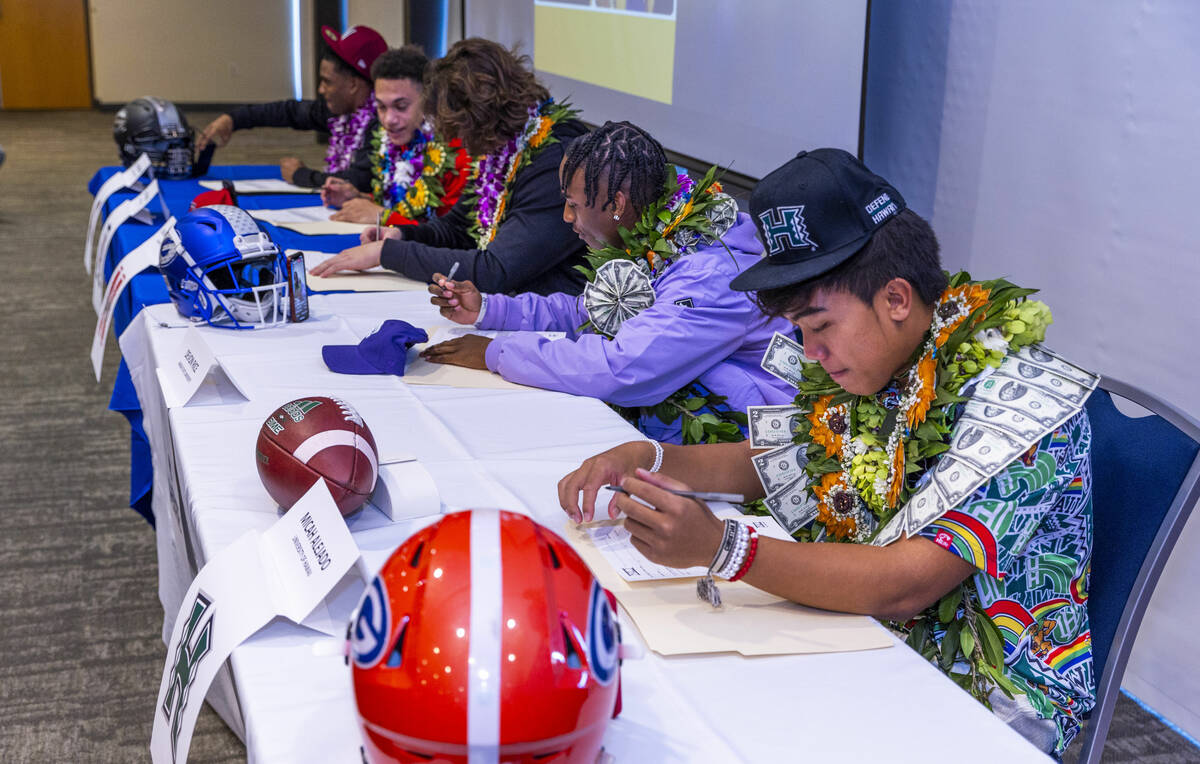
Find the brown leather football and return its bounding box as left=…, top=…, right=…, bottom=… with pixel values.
left=255, top=396, right=378, bottom=516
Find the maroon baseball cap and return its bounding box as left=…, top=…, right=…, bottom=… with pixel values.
left=321, top=25, right=387, bottom=80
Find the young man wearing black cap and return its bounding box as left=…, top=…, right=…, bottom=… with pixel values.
left=558, top=148, right=1097, bottom=755
left=196, top=25, right=387, bottom=188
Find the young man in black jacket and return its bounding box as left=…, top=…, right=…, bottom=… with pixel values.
left=196, top=25, right=386, bottom=188
left=310, top=38, right=588, bottom=297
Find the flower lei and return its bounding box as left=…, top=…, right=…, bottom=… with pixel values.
left=369, top=120, right=454, bottom=221
left=463, top=99, right=577, bottom=248
left=325, top=94, right=375, bottom=173
left=581, top=164, right=746, bottom=445
left=785, top=271, right=1053, bottom=705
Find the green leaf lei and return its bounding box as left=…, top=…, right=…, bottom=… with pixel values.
left=786, top=271, right=1054, bottom=706
left=368, top=125, right=454, bottom=221
left=578, top=164, right=746, bottom=445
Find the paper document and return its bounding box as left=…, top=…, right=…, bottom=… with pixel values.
left=292, top=249, right=428, bottom=293
left=401, top=327, right=567, bottom=391
left=248, top=206, right=336, bottom=225
left=564, top=521, right=892, bottom=657
left=198, top=178, right=318, bottom=195
left=584, top=508, right=793, bottom=581
left=271, top=220, right=371, bottom=236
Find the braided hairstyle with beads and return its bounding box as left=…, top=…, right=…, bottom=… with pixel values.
left=560, top=121, right=668, bottom=214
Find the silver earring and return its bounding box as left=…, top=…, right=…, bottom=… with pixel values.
left=612, top=213, right=620, bottom=220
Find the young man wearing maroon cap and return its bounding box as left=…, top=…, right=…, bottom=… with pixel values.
left=197, top=25, right=387, bottom=188
left=558, top=149, right=1098, bottom=755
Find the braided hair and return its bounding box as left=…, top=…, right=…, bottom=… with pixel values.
left=560, top=121, right=668, bottom=214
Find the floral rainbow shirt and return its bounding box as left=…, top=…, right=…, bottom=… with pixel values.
left=919, top=410, right=1094, bottom=753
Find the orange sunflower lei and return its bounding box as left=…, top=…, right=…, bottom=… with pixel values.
left=788, top=274, right=1050, bottom=542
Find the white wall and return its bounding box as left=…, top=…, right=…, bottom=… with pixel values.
left=346, top=0, right=405, bottom=51
left=865, top=0, right=1200, bottom=738
left=90, top=0, right=298, bottom=104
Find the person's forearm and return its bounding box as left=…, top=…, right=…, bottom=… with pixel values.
left=743, top=535, right=973, bottom=621
left=658, top=441, right=765, bottom=499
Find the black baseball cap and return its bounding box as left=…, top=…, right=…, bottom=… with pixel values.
left=729, top=148, right=906, bottom=292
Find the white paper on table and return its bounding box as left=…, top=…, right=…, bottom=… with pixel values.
left=271, top=219, right=372, bottom=236
left=153, top=326, right=251, bottom=408
left=248, top=206, right=336, bottom=225
left=85, top=153, right=151, bottom=273
left=293, top=249, right=428, bottom=293
left=198, top=178, right=318, bottom=195
left=149, top=481, right=360, bottom=764
left=401, top=327, right=567, bottom=391
left=563, top=520, right=893, bottom=657
left=91, top=218, right=175, bottom=381
left=91, top=177, right=165, bottom=314
left=584, top=508, right=794, bottom=581
left=369, top=459, right=442, bottom=521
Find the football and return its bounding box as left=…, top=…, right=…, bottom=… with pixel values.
left=255, top=396, right=379, bottom=516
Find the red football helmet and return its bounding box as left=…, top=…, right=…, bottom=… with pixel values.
left=350, top=509, right=622, bottom=763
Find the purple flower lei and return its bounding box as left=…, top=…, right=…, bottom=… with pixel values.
left=469, top=102, right=545, bottom=246
left=325, top=93, right=375, bottom=173
left=667, top=171, right=695, bottom=211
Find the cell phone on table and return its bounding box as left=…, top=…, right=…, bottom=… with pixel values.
left=287, top=252, right=309, bottom=322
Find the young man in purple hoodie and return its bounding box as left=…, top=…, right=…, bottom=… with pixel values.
left=419, top=121, right=796, bottom=444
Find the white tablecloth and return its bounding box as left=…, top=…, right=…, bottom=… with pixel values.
left=119, top=291, right=1046, bottom=762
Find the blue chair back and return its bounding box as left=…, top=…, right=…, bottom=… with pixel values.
left=1078, top=378, right=1200, bottom=763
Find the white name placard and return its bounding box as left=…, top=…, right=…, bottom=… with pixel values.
left=149, top=481, right=360, bottom=764
left=85, top=153, right=151, bottom=273
left=91, top=177, right=165, bottom=315
left=91, top=218, right=175, bottom=382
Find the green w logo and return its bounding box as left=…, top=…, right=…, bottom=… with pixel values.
left=758, top=205, right=817, bottom=255
left=162, top=593, right=214, bottom=762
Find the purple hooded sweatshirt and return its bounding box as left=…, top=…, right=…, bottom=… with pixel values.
left=477, top=212, right=797, bottom=442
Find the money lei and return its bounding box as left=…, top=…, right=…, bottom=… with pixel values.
left=787, top=271, right=1052, bottom=707
left=578, top=164, right=746, bottom=445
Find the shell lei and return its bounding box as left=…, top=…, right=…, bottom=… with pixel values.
left=463, top=99, right=578, bottom=249
left=782, top=272, right=1054, bottom=710
left=580, top=163, right=746, bottom=445
left=325, top=95, right=375, bottom=173
left=369, top=120, right=453, bottom=221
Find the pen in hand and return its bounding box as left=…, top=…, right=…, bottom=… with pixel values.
left=605, top=485, right=745, bottom=504
left=444, top=261, right=460, bottom=283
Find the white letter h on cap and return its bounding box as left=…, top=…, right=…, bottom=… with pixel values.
left=758, top=205, right=817, bottom=255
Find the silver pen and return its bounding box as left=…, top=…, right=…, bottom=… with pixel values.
left=605, top=485, right=744, bottom=504
left=445, top=261, right=460, bottom=282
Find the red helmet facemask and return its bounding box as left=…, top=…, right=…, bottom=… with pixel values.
left=350, top=510, right=622, bottom=763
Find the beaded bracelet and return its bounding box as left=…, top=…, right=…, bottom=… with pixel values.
left=729, top=525, right=760, bottom=582
left=646, top=440, right=664, bottom=473
left=717, top=522, right=751, bottom=580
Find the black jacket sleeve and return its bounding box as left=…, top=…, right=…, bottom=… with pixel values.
left=227, top=99, right=333, bottom=132
left=332, top=118, right=379, bottom=193
left=292, top=166, right=328, bottom=189
left=378, top=120, right=588, bottom=296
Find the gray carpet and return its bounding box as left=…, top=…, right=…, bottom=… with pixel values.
left=0, top=109, right=1196, bottom=763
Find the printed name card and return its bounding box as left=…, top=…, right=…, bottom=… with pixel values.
left=90, top=218, right=175, bottom=382
left=149, top=481, right=360, bottom=764
left=85, top=153, right=151, bottom=273
left=91, top=177, right=166, bottom=315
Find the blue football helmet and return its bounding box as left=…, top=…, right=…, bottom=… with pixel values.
left=160, top=205, right=289, bottom=329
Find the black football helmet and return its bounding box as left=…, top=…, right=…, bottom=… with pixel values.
left=113, top=97, right=198, bottom=179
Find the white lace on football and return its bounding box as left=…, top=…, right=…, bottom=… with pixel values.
left=329, top=396, right=365, bottom=427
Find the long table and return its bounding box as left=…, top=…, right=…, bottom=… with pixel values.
left=117, top=286, right=1046, bottom=762
left=88, top=166, right=360, bottom=522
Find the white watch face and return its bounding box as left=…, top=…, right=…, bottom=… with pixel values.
left=583, top=259, right=656, bottom=337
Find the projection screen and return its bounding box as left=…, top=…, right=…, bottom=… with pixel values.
left=464, top=0, right=867, bottom=180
